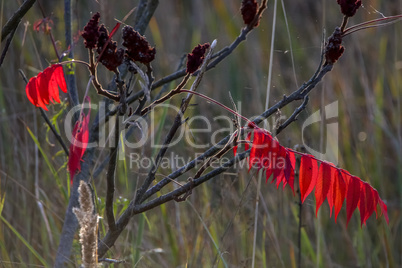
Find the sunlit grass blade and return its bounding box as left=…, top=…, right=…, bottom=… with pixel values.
left=187, top=201, right=228, bottom=268
left=0, top=215, right=48, bottom=266
left=26, top=126, right=67, bottom=201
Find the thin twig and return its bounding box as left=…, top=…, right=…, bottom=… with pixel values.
left=153, top=54, right=187, bottom=101
left=142, top=61, right=332, bottom=203
left=55, top=1, right=161, bottom=264
left=98, top=149, right=250, bottom=257
left=39, top=108, right=69, bottom=155
left=63, top=0, right=80, bottom=108
left=134, top=0, right=148, bottom=26
left=342, top=14, right=402, bottom=35
left=97, top=56, right=334, bottom=257
left=105, top=116, right=120, bottom=231
left=1, top=0, right=36, bottom=41
left=107, top=4, right=270, bottom=119
left=140, top=73, right=190, bottom=115
left=88, top=49, right=120, bottom=102
left=134, top=41, right=216, bottom=205
left=276, top=96, right=309, bottom=135
left=298, top=187, right=302, bottom=268
left=0, top=27, right=17, bottom=67
left=340, top=16, right=349, bottom=32
left=36, top=1, right=61, bottom=60
left=134, top=0, right=159, bottom=35
left=91, top=57, right=194, bottom=181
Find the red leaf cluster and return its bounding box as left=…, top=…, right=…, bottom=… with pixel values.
left=68, top=97, right=91, bottom=184
left=25, top=65, right=67, bottom=110
left=186, top=43, right=210, bottom=74
left=337, top=0, right=362, bottom=17
left=122, top=25, right=156, bottom=64
left=241, top=128, right=389, bottom=226
left=33, top=17, right=53, bottom=34
left=239, top=129, right=297, bottom=194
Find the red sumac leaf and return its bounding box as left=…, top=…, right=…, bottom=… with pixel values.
left=254, top=130, right=268, bottom=169
left=315, top=162, right=333, bottom=216
left=326, top=165, right=340, bottom=217
left=267, top=138, right=280, bottom=180
left=361, top=183, right=375, bottom=226
left=249, top=129, right=263, bottom=169
left=243, top=126, right=387, bottom=226
left=36, top=71, right=50, bottom=105
left=273, top=145, right=287, bottom=187
left=329, top=169, right=346, bottom=223
left=232, top=132, right=239, bottom=157
left=26, top=77, right=46, bottom=110
left=378, top=199, right=389, bottom=225
left=109, top=22, right=122, bottom=38
left=52, top=65, right=67, bottom=93
left=358, top=183, right=368, bottom=227
left=233, top=145, right=238, bottom=157
left=346, top=176, right=361, bottom=226
left=244, top=132, right=252, bottom=151
left=373, top=189, right=380, bottom=218
left=299, top=154, right=318, bottom=203
left=97, top=22, right=122, bottom=64
left=265, top=166, right=273, bottom=183
left=25, top=65, right=67, bottom=110
left=68, top=98, right=91, bottom=184
left=284, top=150, right=296, bottom=195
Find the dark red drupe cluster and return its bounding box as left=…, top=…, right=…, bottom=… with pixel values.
left=81, top=12, right=100, bottom=49
left=337, top=0, right=362, bottom=17
left=325, top=27, right=345, bottom=65
left=96, top=25, right=124, bottom=71
left=122, top=26, right=156, bottom=64
left=81, top=13, right=156, bottom=71
left=241, top=0, right=259, bottom=26
left=186, top=43, right=210, bottom=74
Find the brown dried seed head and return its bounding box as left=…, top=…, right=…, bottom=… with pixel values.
left=241, top=0, right=259, bottom=26
left=186, top=43, right=210, bottom=74
left=96, top=25, right=124, bottom=71
left=325, top=27, right=345, bottom=65
left=82, top=12, right=101, bottom=49
left=337, top=0, right=362, bottom=17
left=122, top=25, right=156, bottom=64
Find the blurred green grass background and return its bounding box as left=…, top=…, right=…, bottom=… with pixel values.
left=0, top=0, right=401, bottom=267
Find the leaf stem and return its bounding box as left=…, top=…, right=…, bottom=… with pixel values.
left=342, top=14, right=402, bottom=35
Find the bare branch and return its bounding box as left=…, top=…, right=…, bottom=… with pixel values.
left=97, top=58, right=334, bottom=257
left=275, top=96, right=309, bottom=135
left=105, top=116, right=120, bottom=231
left=1, top=0, right=36, bottom=41
left=134, top=0, right=159, bottom=35
left=0, top=27, right=17, bottom=67
left=134, top=42, right=216, bottom=205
